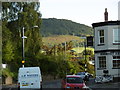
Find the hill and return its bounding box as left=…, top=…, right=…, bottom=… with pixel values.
left=41, top=18, right=93, bottom=37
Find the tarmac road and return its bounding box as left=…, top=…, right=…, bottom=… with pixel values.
left=1, top=78, right=120, bottom=90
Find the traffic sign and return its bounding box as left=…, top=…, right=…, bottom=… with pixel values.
left=87, top=36, right=93, bottom=47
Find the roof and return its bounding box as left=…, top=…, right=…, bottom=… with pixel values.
left=66, top=75, right=81, bottom=78
left=92, top=20, right=120, bottom=28
left=19, top=67, right=40, bottom=70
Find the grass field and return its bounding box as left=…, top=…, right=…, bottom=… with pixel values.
left=71, top=47, right=94, bottom=54
left=42, top=35, right=94, bottom=53
left=42, top=35, right=84, bottom=45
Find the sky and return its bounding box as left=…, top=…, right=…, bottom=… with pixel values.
left=40, top=0, right=120, bottom=27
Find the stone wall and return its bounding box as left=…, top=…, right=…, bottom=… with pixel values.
left=5, top=76, right=13, bottom=85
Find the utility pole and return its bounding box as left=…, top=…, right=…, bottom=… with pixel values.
left=64, top=42, right=67, bottom=75
left=84, top=41, right=87, bottom=72
left=81, top=37, right=87, bottom=72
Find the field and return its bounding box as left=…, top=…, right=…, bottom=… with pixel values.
left=71, top=47, right=94, bottom=54
left=42, top=35, right=84, bottom=46
left=42, top=35, right=94, bottom=53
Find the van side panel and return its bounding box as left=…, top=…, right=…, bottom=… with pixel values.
left=18, top=67, right=42, bottom=89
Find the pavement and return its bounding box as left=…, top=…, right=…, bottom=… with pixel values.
left=86, top=78, right=120, bottom=89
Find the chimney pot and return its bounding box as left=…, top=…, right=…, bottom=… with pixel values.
left=104, top=8, right=108, bottom=21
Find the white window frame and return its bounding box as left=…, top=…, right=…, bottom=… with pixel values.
left=98, top=56, right=106, bottom=69
left=113, top=29, right=120, bottom=43
left=113, top=56, right=120, bottom=68
left=98, top=30, right=104, bottom=44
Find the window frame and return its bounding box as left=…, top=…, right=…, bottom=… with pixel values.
left=98, top=56, right=106, bottom=69
left=113, top=29, right=120, bottom=43
left=98, top=30, right=104, bottom=45
left=112, top=56, right=120, bottom=68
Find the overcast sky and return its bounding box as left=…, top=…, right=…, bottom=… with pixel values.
left=40, top=0, right=120, bottom=26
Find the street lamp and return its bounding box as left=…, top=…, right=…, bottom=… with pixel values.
left=33, top=25, right=39, bottom=28
left=22, top=27, right=27, bottom=68
left=21, top=26, right=39, bottom=67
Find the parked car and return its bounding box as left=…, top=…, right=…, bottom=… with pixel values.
left=76, top=72, right=89, bottom=81
left=61, top=75, right=89, bottom=89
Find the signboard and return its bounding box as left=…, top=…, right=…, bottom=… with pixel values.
left=87, top=36, right=93, bottom=47
left=100, top=51, right=120, bottom=55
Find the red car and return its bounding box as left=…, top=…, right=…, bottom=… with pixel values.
left=61, top=75, right=89, bottom=90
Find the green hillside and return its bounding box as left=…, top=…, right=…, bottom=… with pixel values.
left=41, top=18, right=93, bottom=36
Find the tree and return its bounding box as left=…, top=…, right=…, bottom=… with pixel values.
left=17, top=2, right=42, bottom=66
left=2, top=2, right=42, bottom=80
left=2, top=21, right=14, bottom=64
left=2, top=40, right=14, bottom=63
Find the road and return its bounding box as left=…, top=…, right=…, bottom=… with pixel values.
left=42, top=79, right=61, bottom=88
left=1, top=78, right=120, bottom=90
left=42, top=78, right=120, bottom=89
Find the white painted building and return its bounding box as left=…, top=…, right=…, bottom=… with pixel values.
left=118, top=1, right=120, bottom=20
left=92, top=8, right=120, bottom=81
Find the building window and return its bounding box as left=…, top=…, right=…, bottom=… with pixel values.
left=113, top=29, right=120, bottom=43
left=113, top=56, right=120, bottom=68
left=98, top=56, right=106, bottom=69
left=98, top=30, right=104, bottom=44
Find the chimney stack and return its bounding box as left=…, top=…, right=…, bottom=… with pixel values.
left=104, top=8, right=108, bottom=21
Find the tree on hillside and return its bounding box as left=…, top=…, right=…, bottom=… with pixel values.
left=41, top=18, right=93, bottom=36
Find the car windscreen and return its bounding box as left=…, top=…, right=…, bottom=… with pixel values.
left=76, top=72, right=85, bottom=75
left=67, top=77, right=83, bottom=83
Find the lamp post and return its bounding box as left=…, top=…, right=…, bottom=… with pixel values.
left=22, top=27, right=27, bottom=68
left=21, top=26, right=39, bottom=67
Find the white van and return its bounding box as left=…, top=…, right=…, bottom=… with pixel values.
left=18, top=67, right=42, bottom=90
